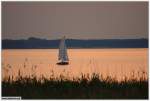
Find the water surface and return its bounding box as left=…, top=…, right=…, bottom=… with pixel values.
left=2, top=48, right=148, bottom=81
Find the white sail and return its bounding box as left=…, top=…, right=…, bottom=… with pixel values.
left=58, top=36, right=69, bottom=62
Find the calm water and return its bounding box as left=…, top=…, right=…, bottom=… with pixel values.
left=2, top=48, right=148, bottom=81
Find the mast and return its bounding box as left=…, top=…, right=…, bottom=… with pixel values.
left=58, top=36, right=69, bottom=62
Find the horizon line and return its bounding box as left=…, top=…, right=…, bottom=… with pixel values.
left=2, top=37, right=148, bottom=40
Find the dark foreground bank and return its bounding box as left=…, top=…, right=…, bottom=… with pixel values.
left=2, top=73, right=148, bottom=99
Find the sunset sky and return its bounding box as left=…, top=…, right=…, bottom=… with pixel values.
left=2, top=2, right=148, bottom=39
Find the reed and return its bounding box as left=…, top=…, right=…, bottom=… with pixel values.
left=2, top=70, right=148, bottom=99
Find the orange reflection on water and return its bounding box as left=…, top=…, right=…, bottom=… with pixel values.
left=2, top=48, right=148, bottom=81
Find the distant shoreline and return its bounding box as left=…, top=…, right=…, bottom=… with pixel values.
left=2, top=38, right=148, bottom=49
left=2, top=47, right=148, bottom=50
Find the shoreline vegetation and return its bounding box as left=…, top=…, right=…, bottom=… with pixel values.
left=2, top=69, right=148, bottom=99
left=2, top=38, right=148, bottom=49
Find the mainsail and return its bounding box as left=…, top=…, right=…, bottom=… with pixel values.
left=58, top=36, right=69, bottom=62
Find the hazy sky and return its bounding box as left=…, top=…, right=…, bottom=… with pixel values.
left=2, top=2, right=148, bottom=39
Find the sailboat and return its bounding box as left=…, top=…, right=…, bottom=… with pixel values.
left=57, top=36, right=69, bottom=65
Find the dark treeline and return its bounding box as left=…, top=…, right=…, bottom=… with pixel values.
left=2, top=37, right=148, bottom=49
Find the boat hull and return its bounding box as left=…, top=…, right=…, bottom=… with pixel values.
left=57, top=62, right=69, bottom=65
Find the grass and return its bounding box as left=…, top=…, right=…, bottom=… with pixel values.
left=2, top=71, right=148, bottom=99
